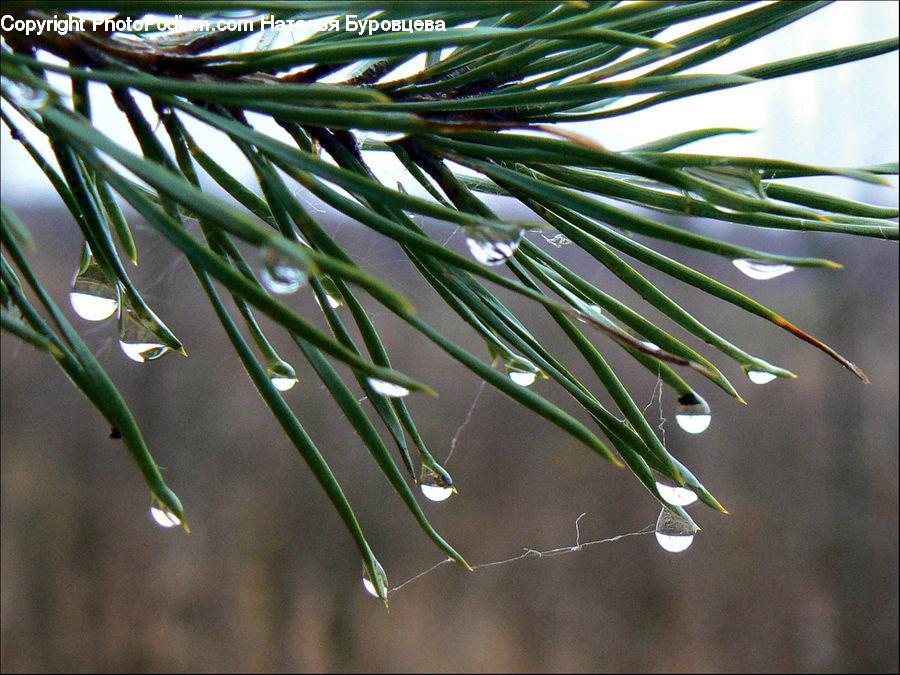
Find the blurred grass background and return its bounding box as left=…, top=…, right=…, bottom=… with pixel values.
left=2, top=2, right=898, bottom=671
left=1, top=194, right=896, bottom=672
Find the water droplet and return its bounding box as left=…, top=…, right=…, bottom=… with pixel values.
left=637, top=340, right=660, bottom=352
left=361, top=129, right=409, bottom=143
left=542, top=233, right=571, bottom=248
left=509, top=370, right=536, bottom=387
left=655, top=477, right=699, bottom=507
left=314, top=276, right=344, bottom=309
left=271, top=375, right=297, bottom=391
left=362, top=559, right=388, bottom=599
left=70, top=258, right=118, bottom=321
left=118, top=302, right=179, bottom=363
left=366, top=378, right=410, bottom=398
left=150, top=503, right=181, bottom=528
left=675, top=392, right=711, bottom=434
left=504, top=355, right=541, bottom=387
left=0, top=76, right=50, bottom=111
left=268, top=361, right=297, bottom=391
left=261, top=259, right=307, bottom=294
left=464, top=224, right=523, bottom=265
left=655, top=508, right=697, bottom=553
left=746, top=369, right=778, bottom=385
left=733, top=259, right=795, bottom=280
left=119, top=305, right=171, bottom=362
left=420, top=464, right=454, bottom=502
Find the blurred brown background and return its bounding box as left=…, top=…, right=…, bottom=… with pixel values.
left=1, top=184, right=897, bottom=672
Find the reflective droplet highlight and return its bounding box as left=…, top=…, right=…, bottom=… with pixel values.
left=261, top=259, right=307, bottom=294
left=362, top=129, right=409, bottom=143
left=268, top=360, right=297, bottom=392
left=504, top=355, right=541, bottom=387
left=362, top=559, right=388, bottom=599
left=0, top=76, right=50, bottom=111
left=655, top=477, right=699, bottom=507
left=655, top=508, right=697, bottom=553
left=150, top=503, right=181, bottom=528
left=747, top=369, right=778, bottom=385
left=70, top=258, right=119, bottom=321
left=733, top=259, right=795, bottom=280
left=638, top=340, right=660, bottom=353
left=271, top=375, right=297, bottom=391
left=119, top=305, right=171, bottom=362
left=420, top=464, right=454, bottom=502
left=675, top=392, right=711, bottom=434
left=464, top=224, right=523, bottom=265
left=315, top=275, right=344, bottom=309
left=366, top=378, right=410, bottom=398
left=509, top=370, right=536, bottom=387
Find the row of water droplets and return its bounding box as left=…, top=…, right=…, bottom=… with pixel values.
left=123, top=214, right=788, bottom=580
left=356, top=247, right=794, bottom=592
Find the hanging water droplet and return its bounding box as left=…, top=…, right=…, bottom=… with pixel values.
left=150, top=503, right=181, bottom=528
left=733, top=259, right=795, bottom=280
left=366, top=378, right=410, bottom=398
left=119, top=304, right=171, bottom=362
left=675, top=392, right=711, bottom=434
left=509, top=370, right=537, bottom=387
left=420, top=464, right=454, bottom=502
left=270, top=375, right=297, bottom=391
left=503, top=355, right=541, bottom=387
left=261, top=258, right=307, bottom=294
left=655, top=508, right=697, bottom=553
left=362, top=559, right=388, bottom=599
left=70, top=258, right=119, bottom=321
left=268, top=360, right=298, bottom=391
left=0, top=76, right=50, bottom=111
left=655, top=477, right=699, bottom=507
left=463, top=224, right=523, bottom=265
left=314, top=275, right=344, bottom=309
left=746, top=369, right=778, bottom=385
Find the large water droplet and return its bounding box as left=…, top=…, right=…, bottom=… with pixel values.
left=362, top=559, right=388, bottom=599
left=509, top=370, right=536, bottom=387
left=655, top=508, right=697, bottom=553
left=746, top=369, right=778, bottom=385
left=464, top=224, right=523, bottom=265
left=366, top=378, right=410, bottom=398
left=267, top=360, right=297, bottom=392
left=70, top=258, right=119, bottom=321
left=150, top=503, right=181, bottom=528
left=119, top=305, right=170, bottom=362
left=420, top=464, right=454, bottom=502
left=270, top=375, right=297, bottom=391
left=261, top=259, right=307, bottom=294
left=504, top=355, right=541, bottom=387
left=733, top=259, right=795, bottom=280
left=655, top=477, right=699, bottom=507
left=675, top=392, right=711, bottom=434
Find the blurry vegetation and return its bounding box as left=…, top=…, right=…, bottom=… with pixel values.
left=1, top=1, right=897, bottom=610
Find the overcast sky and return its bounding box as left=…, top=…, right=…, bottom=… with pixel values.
left=2, top=2, right=897, bottom=208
